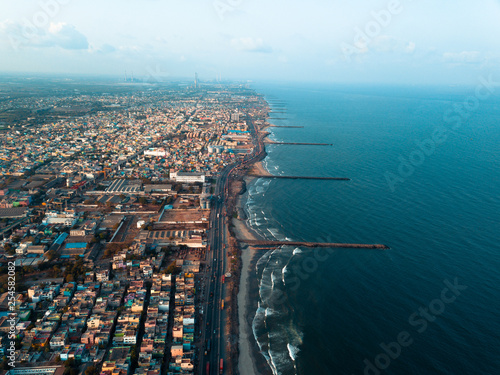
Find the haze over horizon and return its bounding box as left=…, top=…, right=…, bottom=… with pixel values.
left=1, top=0, right=500, bottom=85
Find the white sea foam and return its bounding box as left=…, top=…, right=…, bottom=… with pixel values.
left=256, top=186, right=266, bottom=194
left=287, top=343, right=300, bottom=362
left=265, top=307, right=278, bottom=318
left=252, top=306, right=268, bottom=355
left=267, top=227, right=280, bottom=240
left=267, top=348, right=281, bottom=375
left=267, top=349, right=279, bottom=375
left=247, top=172, right=303, bottom=375
left=268, top=227, right=288, bottom=241
left=258, top=255, right=277, bottom=302
left=267, top=331, right=297, bottom=375
left=257, top=251, right=271, bottom=263
left=292, top=247, right=303, bottom=255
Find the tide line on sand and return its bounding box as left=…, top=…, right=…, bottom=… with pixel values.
left=234, top=186, right=269, bottom=375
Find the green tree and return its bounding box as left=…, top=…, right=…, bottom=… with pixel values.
left=46, top=250, right=57, bottom=261
left=64, top=358, right=76, bottom=369
left=85, top=366, right=96, bottom=375
left=130, top=346, right=138, bottom=363
left=4, top=243, right=14, bottom=255
left=166, top=262, right=180, bottom=274
left=2, top=356, right=10, bottom=370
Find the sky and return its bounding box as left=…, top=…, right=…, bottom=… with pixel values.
left=1, top=0, right=500, bottom=85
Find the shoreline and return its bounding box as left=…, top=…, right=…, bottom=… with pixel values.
left=248, top=160, right=272, bottom=177
left=233, top=188, right=273, bottom=375
left=230, top=108, right=275, bottom=375
left=225, top=99, right=274, bottom=375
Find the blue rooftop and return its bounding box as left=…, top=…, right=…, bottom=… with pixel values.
left=65, top=242, right=87, bottom=249
left=53, top=232, right=68, bottom=245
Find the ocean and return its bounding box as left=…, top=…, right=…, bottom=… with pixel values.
left=244, top=82, right=500, bottom=375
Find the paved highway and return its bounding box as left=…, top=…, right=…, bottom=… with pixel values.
left=200, top=165, right=233, bottom=375
left=199, top=116, right=263, bottom=375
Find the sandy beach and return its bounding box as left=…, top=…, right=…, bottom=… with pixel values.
left=232, top=189, right=272, bottom=375
left=232, top=192, right=260, bottom=375
left=248, top=161, right=272, bottom=177
left=225, top=116, right=274, bottom=375
left=237, top=242, right=259, bottom=375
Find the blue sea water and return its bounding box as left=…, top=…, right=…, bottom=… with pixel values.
left=246, top=82, right=500, bottom=375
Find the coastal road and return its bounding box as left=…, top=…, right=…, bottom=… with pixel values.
left=200, top=114, right=265, bottom=375
left=200, top=165, right=233, bottom=375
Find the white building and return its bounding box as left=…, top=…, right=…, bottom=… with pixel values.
left=170, top=171, right=205, bottom=183
left=207, top=145, right=224, bottom=154
left=50, top=331, right=68, bottom=350
left=16, top=243, right=27, bottom=255
left=42, top=211, right=78, bottom=226
left=144, top=148, right=168, bottom=157
left=123, top=330, right=137, bottom=345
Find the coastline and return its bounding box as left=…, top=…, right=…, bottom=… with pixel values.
left=233, top=186, right=273, bottom=375
left=248, top=160, right=272, bottom=177
left=224, top=99, right=274, bottom=375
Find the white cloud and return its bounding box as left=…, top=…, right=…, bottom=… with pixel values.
left=230, top=37, right=272, bottom=53
left=0, top=21, right=88, bottom=50
left=443, top=51, right=481, bottom=64
left=89, top=43, right=116, bottom=54
left=46, top=23, right=88, bottom=49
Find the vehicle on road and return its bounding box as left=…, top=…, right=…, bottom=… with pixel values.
left=205, top=339, right=210, bottom=355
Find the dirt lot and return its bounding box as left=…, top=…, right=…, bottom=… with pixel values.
left=159, top=207, right=209, bottom=223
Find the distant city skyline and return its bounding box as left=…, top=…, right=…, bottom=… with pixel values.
left=1, top=0, right=500, bottom=84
